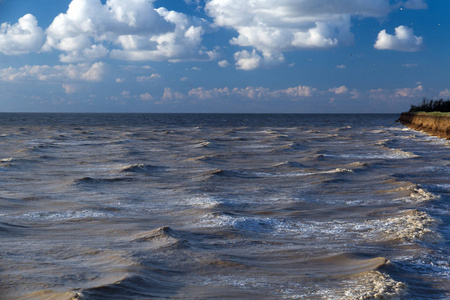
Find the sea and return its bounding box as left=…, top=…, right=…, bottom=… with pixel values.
left=0, top=113, right=449, bottom=299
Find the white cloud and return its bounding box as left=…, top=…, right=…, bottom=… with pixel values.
left=395, top=84, right=423, bottom=97
left=0, top=62, right=105, bottom=82
left=329, top=85, right=349, bottom=94
left=140, top=92, right=154, bottom=101
left=44, top=0, right=210, bottom=62
left=350, top=89, right=360, bottom=99
left=137, top=73, right=161, bottom=82
left=0, top=14, right=45, bottom=55
left=205, top=0, right=428, bottom=69
left=187, top=85, right=315, bottom=100
left=80, top=62, right=104, bottom=81
left=402, top=0, right=428, bottom=9
left=282, top=86, right=315, bottom=98
left=218, top=60, right=230, bottom=68
left=110, top=7, right=210, bottom=61
left=438, top=89, right=450, bottom=99
left=234, top=50, right=262, bottom=70
left=336, top=65, right=346, bottom=69
left=121, top=90, right=131, bottom=98
left=62, top=84, right=77, bottom=94
left=368, top=84, right=425, bottom=100
left=402, top=63, right=418, bottom=67
left=206, top=0, right=397, bottom=69
left=374, top=26, right=423, bottom=52
left=162, top=87, right=185, bottom=100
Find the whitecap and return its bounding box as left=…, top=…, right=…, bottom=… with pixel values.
left=21, top=209, right=114, bottom=221
left=343, top=270, right=407, bottom=299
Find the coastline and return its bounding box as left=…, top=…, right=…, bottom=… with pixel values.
left=397, top=112, right=450, bottom=139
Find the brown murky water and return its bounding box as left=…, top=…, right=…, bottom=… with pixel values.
left=0, top=113, right=449, bottom=299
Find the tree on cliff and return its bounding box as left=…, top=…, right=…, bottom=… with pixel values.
left=409, top=98, right=450, bottom=112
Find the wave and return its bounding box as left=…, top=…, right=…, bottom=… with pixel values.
left=270, top=161, right=305, bottom=168
left=21, top=209, right=114, bottom=222
left=183, top=195, right=244, bottom=210
left=277, top=142, right=305, bottom=151
left=199, top=212, right=278, bottom=233
left=263, top=130, right=290, bottom=140
left=368, top=209, right=440, bottom=243
left=343, top=270, right=407, bottom=299
left=71, top=176, right=133, bottom=185
left=120, top=164, right=164, bottom=174
left=21, top=290, right=83, bottom=300
left=0, top=221, right=27, bottom=236
left=1, top=157, right=13, bottom=162
left=346, top=161, right=370, bottom=169
left=374, top=140, right=420, bottom=158
left=271, top=209, right=440, bottom=244
left=388, top=148, right=420, bottom=158
left=407, top=186, right=439, bottom=202
left=305, top=253, right=389, bottom=277
left=186, top=154, right=224, bottom=163
left=193, top=140, right=219, bottom=149
left=16, top=146, right=42, bottom=153
left=131, top=226, right=189, bottom=250
left=335, top=125, right=352, bottom=131
left=197, top=169, right=259, bottom=181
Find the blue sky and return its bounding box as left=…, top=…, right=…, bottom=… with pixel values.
left=0, top=0, right=447, bottom=113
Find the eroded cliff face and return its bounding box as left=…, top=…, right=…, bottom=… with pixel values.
left=397, top=112, right=450, bottom=139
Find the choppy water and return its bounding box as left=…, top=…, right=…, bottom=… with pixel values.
left=0, top=113, right=449, bottom=299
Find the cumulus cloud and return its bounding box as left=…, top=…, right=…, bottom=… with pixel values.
left=62, top=83, right=77, bottom=94
left=374, top=26, right=423, bottom=51
left=0, top=62, right=105, bottom=82
left=0, top=14, right=45, bottom=55
left=205, top=0, right=428, bottom=69
left=329, top=85, right=349, bottom=94
left=218, top=60, right=230, bottom=68
left=137, top=73, right=161, bottom=82
left=395, top=84, right=423, bottom=97
left=187, top=85, right=315, bottom=100
left=44, top=0, right=210, bottom=62
left=206, top=0, right=396, bottom=69
left=140, top=92, right=154, bottom=101
left=234, top=50, right=262, bottom=70
left=368, top=84, right=425, bottom=100
left=438, top=89, right=450, bottom=99
left=162, top=87, right=185, bottom=101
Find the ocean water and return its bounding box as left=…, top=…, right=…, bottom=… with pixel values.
left=0, top=113, right=449, bottom=299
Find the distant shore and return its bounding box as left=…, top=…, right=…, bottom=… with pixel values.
left=397, top=112, right=450, bottom=139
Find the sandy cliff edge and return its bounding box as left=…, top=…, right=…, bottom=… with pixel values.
left=397, top=112, right=450, bottom=139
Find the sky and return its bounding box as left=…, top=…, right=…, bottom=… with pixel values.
left=0, top=0, right=447, bottom=113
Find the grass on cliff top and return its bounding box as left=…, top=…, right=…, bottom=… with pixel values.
left=412, top=111, right=450, bottom=116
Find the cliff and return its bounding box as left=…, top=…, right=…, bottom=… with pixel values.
left=397, top=112, right=450, bottom=139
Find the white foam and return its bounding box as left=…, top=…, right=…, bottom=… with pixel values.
left=343, top=271, right=407, bottom=299
left=388, top=148, right=420, bottom=158
left=21, top=209, right=114, bottom=221
left=199, top=213, right=281, bottom=233
left=185, top=196, right=232, bottom=209
left=253, top=168, right=353, bottom=178
left=408, top=187, right=439, bottom=202
left=1, top=158, right=13, bottom=162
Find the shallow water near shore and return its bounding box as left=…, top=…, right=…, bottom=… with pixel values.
left=0, top=113, right=449, bottom=299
